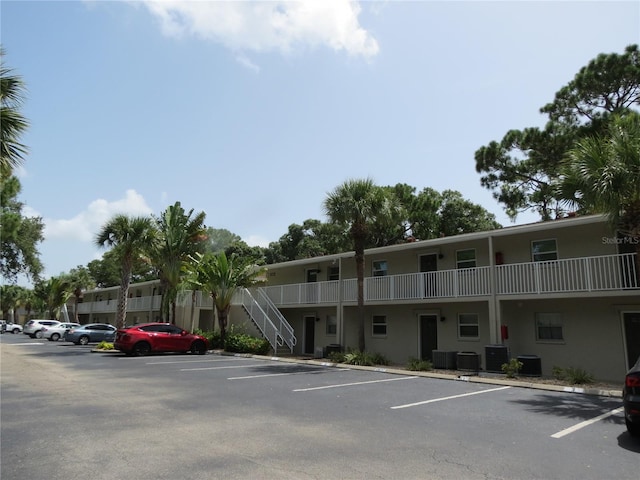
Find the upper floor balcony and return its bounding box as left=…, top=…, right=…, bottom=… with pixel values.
left=74, top=253, right=638, bottom=314
left=77, top=295, right=162, bottom=314
left=262, top=253, right=638, bottom=306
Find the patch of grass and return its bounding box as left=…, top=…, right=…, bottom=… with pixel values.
left=327, top=351, right=346, bottom=363
left=551, top=365, right=594, bottom=384
left=96, top=341, right=114, bottom=350
left=341, top=350, right=390, bottom=366
left=564, top=367, right=595, bottom=385
left=406, top=357, right=432, bottom=371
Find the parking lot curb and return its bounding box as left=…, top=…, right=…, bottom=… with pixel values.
left=213, top=351, right=622, bottom=399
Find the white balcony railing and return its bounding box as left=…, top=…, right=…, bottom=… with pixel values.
left=77, top=295, right=162, bottom=314
left=496, top=253, right=638, bottom=295
left=262, top=267, right=492, bottom=305
left=262, top=253, right=637, bottom=306
left=76, top=254, right=638, bottom=312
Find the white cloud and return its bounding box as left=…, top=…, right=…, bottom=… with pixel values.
left=139, top=0, right=379, bottom=58
left=244, top=234, right=271, bottom=248
left=235, top=54, right=261, bottom=73
left=43, top=189, right=153, bottom=242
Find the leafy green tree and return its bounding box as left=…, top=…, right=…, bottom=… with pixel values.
left=204, top=228, right=241, bottom=253
left=541, top=44, right=640, bottom=127
left=0, top=284, right=26, bottom=321
left=190, top=252, right=265, bottom=345
left=33, top=277, right=72, bottom=320
left=0, top=47, right=29, bottom=178
left=95, top=215, right=156, bottom=328
left=1, top=176, right=44, bottom=283
left=476, top=44, right=640, bottom=220
left=557, top=111, right=640, bottom=272
left=264, top=219, right=349, bottom=263
left=150, top=202, right=207, bottom=323
left=438, top=190, right=501, bottom=236
left=224, top=240, right=266, bottom=266
left=324, top=178, right=395, bottom=351
left=87, top=248, right=156, bottom=288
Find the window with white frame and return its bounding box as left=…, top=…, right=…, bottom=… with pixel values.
left=372, top=315, right=387, bottom=336
left=458, top=313, right=479, bottom=339
left=372, top=260, right=388, bottom=277
left=326, top=315, right=337, bottom=335
left=535, top=312, right=564, bottom=341
left=532, top=239, right=558, bottom=262
left=456, top=249, right=476, bottom=269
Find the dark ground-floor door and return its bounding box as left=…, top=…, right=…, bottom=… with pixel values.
left=420, top=314, right=438, bottom=361
left=624, top=311, right=640, bottom=369
left=304, top=315, right=316, bottom=355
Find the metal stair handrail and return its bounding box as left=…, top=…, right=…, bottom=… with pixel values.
left=255, top=287, right=296, bottom=351
left=236, top=288, right=296, bottom=353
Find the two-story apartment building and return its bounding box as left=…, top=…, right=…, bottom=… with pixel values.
left=76, top=214, right=639, bottom=382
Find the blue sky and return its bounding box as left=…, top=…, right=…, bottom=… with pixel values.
left=2, top=0, right=639, bottom=285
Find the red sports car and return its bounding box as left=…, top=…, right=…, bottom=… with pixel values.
left=114, top=323, right=209, bottom=356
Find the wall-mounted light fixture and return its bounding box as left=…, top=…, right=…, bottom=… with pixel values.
left=440, top=316, right=446, bottom=322
left=438, top=253, right=444, bottom=259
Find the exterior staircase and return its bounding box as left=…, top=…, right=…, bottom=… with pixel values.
left=235, top=288, right=296, bottom=355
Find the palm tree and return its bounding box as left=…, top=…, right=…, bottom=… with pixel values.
left=324, top=178, right=392, bottom=351
left=95, top=215, right=156, bottom=329
left=0, top=47, right=29, bottom=178
left=557, top=111, right=640, bottom=274
left=191, top=252, right=265, bottom=345
left=33, top=277, right=72, bottom=320
left=150, top=202, right=207, bottom=324
left=62, top=266, right=96, bottom=323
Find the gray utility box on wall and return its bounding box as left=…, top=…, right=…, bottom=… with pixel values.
left=485, top=345, right=510, bottom=373
left=432, top=350, right=458, bottom=369
left=457, top=352, right=481, bottom=372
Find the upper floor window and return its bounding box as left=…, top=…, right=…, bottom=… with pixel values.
left=372, top=315, right=387, bottom=336
left=306, top=269, right=320, bottom=282
left=372, top=260, right=388, bottom=277
left=458, top=313, right=479, bottom=339
left=328, top=266, right=340, bottom=281
left=532, top=239, right=558, bottom=262
left=456, top=249, right=476, bottom=269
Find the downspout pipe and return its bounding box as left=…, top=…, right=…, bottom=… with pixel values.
left=488, top=235, right=501, bottom=344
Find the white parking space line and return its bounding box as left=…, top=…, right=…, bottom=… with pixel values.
left=293, top=376, right=418, bottom=392
left=229, top=369, right=349, bottom=380
left=550, top=407, right=624, bottom=439
left=3, top=342, right=45, bottom=346
left=180, top=364, right=268, bottom=371
left=391, top=386, right=511, bottom=409
left=144, top=358, right=253, bottom=365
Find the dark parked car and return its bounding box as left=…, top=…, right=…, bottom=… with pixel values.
left=623, top=355, right=640, bottom=437
left=114, top=323, right=209, bottom=356
left=65, top=323, right=116, bottom=345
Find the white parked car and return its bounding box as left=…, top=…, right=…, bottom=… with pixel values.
left=23, top=319, right=62, bottom=339
left=41, top=322, right=81, bottom=341
left=1, top=321, right=23, bottom=334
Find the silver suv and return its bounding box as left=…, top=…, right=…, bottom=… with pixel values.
left=23, top=319, right=62, bottom=339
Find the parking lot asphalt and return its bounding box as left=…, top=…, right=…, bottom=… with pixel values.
left=175, top=350, right=624, bottom=399
left=3, top=335, right=637, bottom=480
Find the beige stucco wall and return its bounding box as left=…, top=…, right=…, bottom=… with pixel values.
left=500, top=297, right=632, bottom=382
left=492, top=221, right=617, bottom=264
left=334, top=301, right=492, bottom=366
